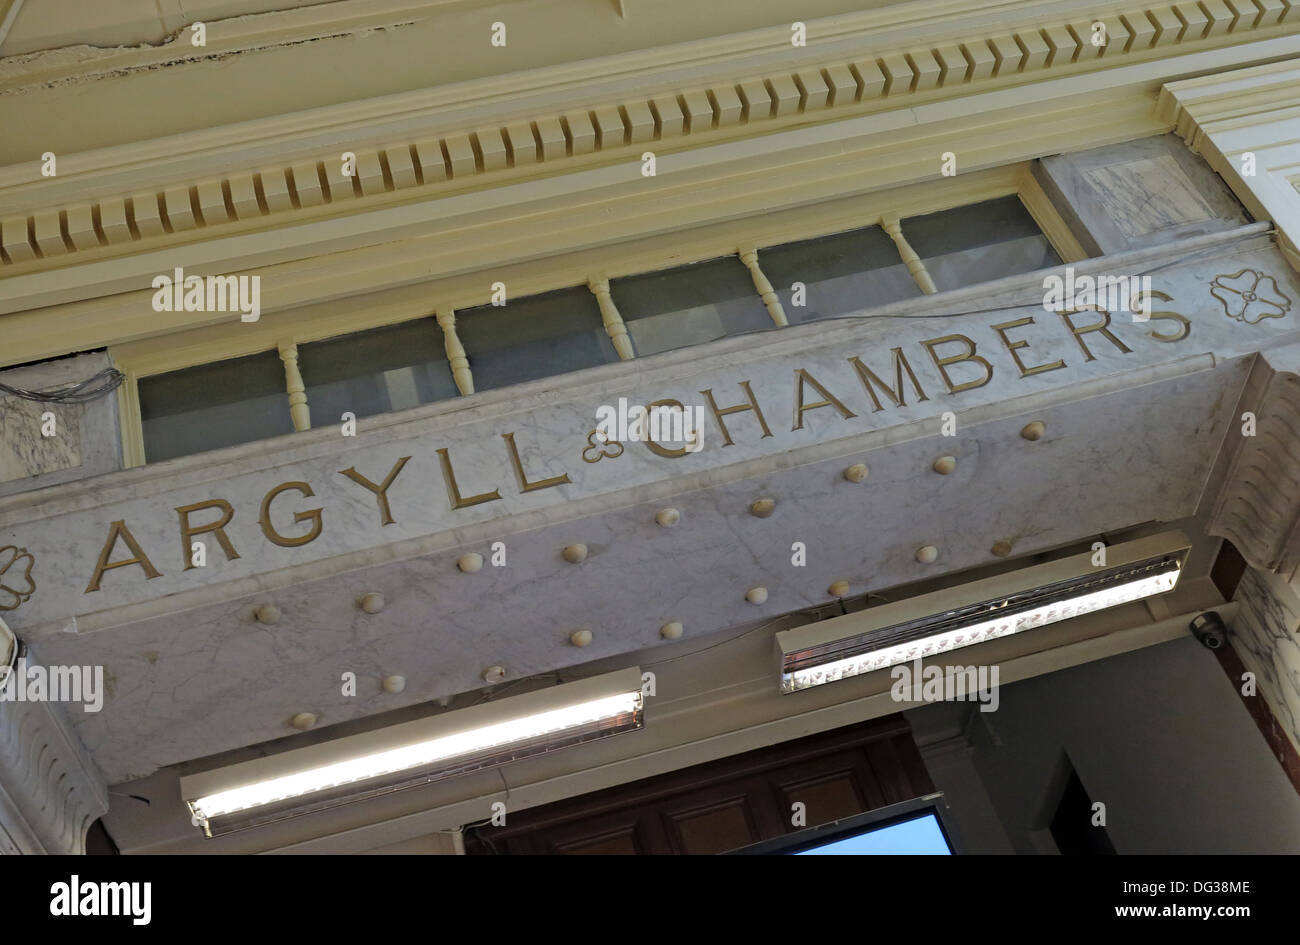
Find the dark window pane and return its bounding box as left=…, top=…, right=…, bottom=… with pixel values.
left=457, top=286, right=617, bottom=391
left=612, top=256, right=773, bottom=355
left=903, top=196, right=1062, bottom=291
left=298, top=318, right=457, bottom=425
left=140, top=350, right=293, bottom=463
left=755, top=225, right=921, bottom=324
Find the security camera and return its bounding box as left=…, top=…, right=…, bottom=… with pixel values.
left=1189, top=612, right=1228, bottom=650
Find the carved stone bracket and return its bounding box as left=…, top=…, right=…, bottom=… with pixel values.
left=1207, top=342, right=1300, bottom=578
left=0, top=619, right=109, bottom=854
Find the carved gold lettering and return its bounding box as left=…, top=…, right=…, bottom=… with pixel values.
left=502, top=433, right=571, bottom=493
left=846, top=348, right=929, bottom=412
left=919, top=334, right=993, bottom=394
left=989, top=317, right=1066, bottom=378
left=700, top=381, right=773, bottom=447
left=436, top=447, right=503, bottom=509
left=1058, top=307, right=1133, bottom=361
left=175, top=499, right=239, bottom=571
left=792, top=368, right=857, bottom=431
left=340, top=457, right=411, bottom=526
left=259, top=481, right=324, bottom=547
left=85, top=520, right=162, bottom=592
left=1134, top=290, right=1191, bottom=343
left=642, top=399, right=692, bottom=458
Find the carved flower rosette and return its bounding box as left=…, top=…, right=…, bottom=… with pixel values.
left=1210, top=269, right=1292, bottom=325
left=0, top=545, right=36, bottom=612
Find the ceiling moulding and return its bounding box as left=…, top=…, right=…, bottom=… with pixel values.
left=0, top=3, right=1298, bottom=278
left=0, top=0, right=467, bottom=86
left=0, top=0, right=1156, bottom=93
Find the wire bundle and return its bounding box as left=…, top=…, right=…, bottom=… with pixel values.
left=0, top=367, right=125, bottom=405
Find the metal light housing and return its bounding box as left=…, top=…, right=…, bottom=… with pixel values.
left=777, top=532, right=1190, bottom=693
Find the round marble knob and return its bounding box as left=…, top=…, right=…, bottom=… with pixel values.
left=915, top=545, right=939, bottom=564
left=746, top=586, right=769, bottom=604
left=290, top=712, right=316, bottom=730
left=1020, top=421, right=1046, bottom=441
left=843, top=463, right=869, bottom=483
left=562, top=544, right=588, bottom=564
left=991, top=540, right=1014, bottom=558
left=457, top=553, right=484, bottom=573
left=749, top=498, right=776, bottom=518
left=828, top=580, right=851, bottom=597
left=569, top=629, right=593, bottom=647
left=656, top=508, right=680, bottom=527
left=358, top=592, right=385, bottom=614
left=660, top=621, right=684, bottom=640
left=932, top=455, right=957, bottom=475
left=254, top=603, right=280, bottom=625
left=483, top=665, right=506, bottom=683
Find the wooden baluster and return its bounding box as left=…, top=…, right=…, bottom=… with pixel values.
left=436, top=308, right=475, bottom=395
left=278, top=341, right=312, bottom=431
left=881, top=212, right=938, bottom=295
left=589, top=277, right=635, bottom=360
left=738, top=244, right=789, bottom=327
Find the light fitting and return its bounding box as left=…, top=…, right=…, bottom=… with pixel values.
left=182, top=666, right=645, bottom=837
left=776, top=532, right=1189, bottom=694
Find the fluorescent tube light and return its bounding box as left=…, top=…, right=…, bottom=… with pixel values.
left=776, top=532, right=1189, bottom=693
left=181, top=666, right=644, bottom=837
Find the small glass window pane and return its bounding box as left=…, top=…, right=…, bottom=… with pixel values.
left=903, top=196, right=1061, bottom=291
left=755, top=225, right=921, bottom=325
left=457, top=286, right=617, bottom=391
left=612, top=256, right=774, bottom=356
left=140, top=350, right=292, bottom=463
left=299, top=318, right=457, bottom=425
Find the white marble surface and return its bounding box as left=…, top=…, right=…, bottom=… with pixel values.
left=4, top=230, right=1300, bottom=782
left=0, top=352, right=121, bottom=499
left=0, top=397, right=82, bottom=484
left=1039, top=134, right=1249, bottom=255
left=1232, top=567, right=1300, bottom=757
left=1084, top=155, right=1214, bottom=240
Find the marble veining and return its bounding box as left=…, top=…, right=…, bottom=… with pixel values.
left=1232, top=568, right=1300, bottom=757
left=0, top=397, right=82, bottom=484
left=1085, top=155, right=1214, bottom=240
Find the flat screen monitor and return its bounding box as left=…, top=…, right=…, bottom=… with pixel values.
left=727, top=794, right=958, bottom=855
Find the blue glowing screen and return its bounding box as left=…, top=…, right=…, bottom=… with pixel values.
left=792, top=813, right=952, bottom=855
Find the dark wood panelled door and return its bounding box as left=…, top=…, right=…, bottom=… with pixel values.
left=465, top=715, right=934, bottom=854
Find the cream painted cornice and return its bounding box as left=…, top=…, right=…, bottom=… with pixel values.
left=1, top=0, right=1297, bottom=291
left=1160, top=58, right=1300, bottom=269
left=0, top=0, right=1086, bottom=93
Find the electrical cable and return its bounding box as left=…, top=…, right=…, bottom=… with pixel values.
left=0, top=367, right=124, bottom=404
